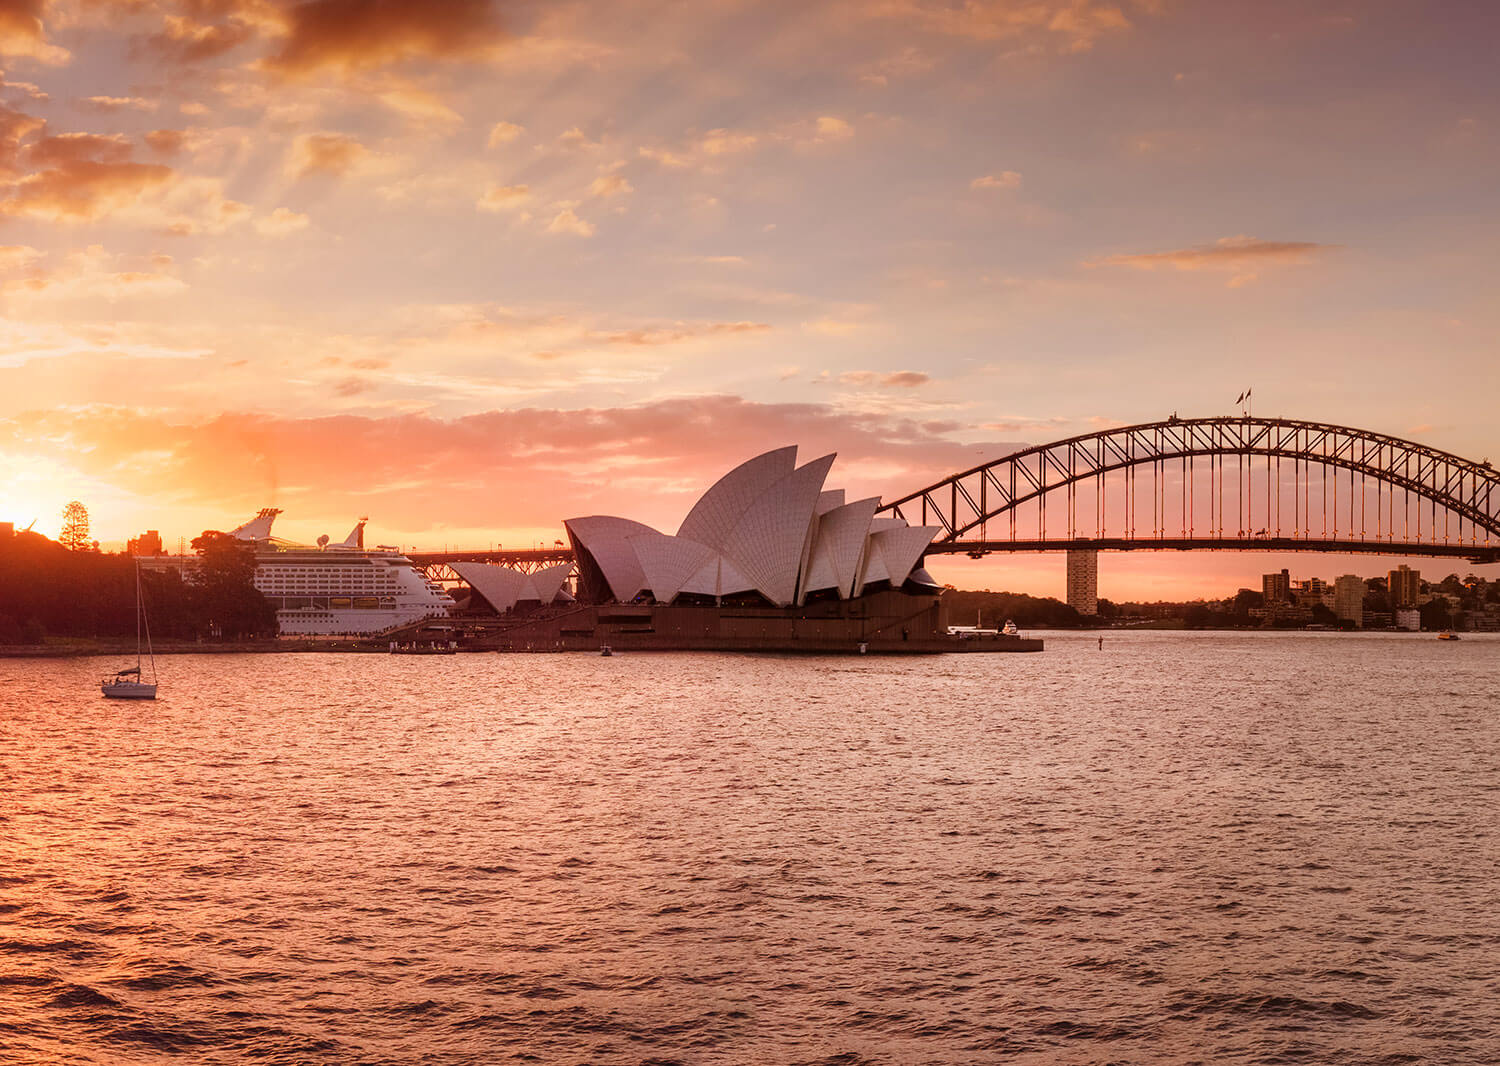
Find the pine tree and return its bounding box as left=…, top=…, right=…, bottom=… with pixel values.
left=59, top=500, right=91, bottom=552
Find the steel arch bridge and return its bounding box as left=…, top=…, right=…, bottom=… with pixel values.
left=878, top=416, right=1500, bottom=564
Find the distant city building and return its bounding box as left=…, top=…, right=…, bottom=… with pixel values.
left=1066, top=549, right=1098, bottom=616
left=127, top=530, right=164, bottom=556
left=1333, top=575, right=1365, bottom=627
left=1394, top=608, right=1421, bottom=631
left=1294, top=577, right=1331, bottom=606
left=1250, top=602, right=1313, bottom=625
left=1388, top=565, right=1421, bottom=608
left=1262, top=569, right=1290, bottom=604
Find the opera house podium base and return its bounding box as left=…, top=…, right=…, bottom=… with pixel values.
left=461, top=590, right=1044, bottom=655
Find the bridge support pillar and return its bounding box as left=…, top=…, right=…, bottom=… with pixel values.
left=1066, top=549, right=1098, bottom=616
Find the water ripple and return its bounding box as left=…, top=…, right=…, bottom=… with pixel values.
left=1, top=631, right=1497, bottom=1063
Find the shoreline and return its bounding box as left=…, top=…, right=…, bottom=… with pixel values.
left=2, top=626, right=1479, bottom=658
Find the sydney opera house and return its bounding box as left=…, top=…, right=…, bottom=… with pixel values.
left=566, top=446, right=942, bottom=608
left=447, top=447, right=1040, bottom=653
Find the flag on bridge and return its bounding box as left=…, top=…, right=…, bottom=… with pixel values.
left=1235, top=391, right=1244, bottom=405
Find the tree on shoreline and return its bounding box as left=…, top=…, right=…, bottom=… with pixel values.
left=191, top=531, right=278, bottom=639
left=59, top=501, right=91, bottom=552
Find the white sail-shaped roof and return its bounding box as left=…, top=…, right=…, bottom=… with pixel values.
left=629, top=532, right=715, bottom=605
left=451, top=561, right=531, bottom=613
left=815, top=489, right=845, bottom=515
left=906, top=566, right=941, bottom=590
left=720, top=453, right=835, bottom=607
left=677, top=445, right=798, bottom=551
left=564, top=515, right=658, bottom=602
left=855, top=538, right=890, bottom=595
left=801, top=496, right=879, bottom=599
left=679, top=553, right=755, bottom=598
left=870, top=525, right=941, bottom=591
left=527, top=561, right=575, bottom=606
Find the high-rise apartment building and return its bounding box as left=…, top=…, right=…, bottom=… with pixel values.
left=1262, top=569, right=1290, bottom=604
left=1333, top=575, right=1365, bottom=627
left=1066, top=549, right=1098, bottom=616
left=1388, top=565, right=1420, bottom=608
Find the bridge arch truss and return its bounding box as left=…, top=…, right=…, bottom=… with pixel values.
left=879, top=417, right=1500, bottom=562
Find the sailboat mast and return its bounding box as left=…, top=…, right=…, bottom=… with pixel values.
left=136, top=561, right=157, bottom=683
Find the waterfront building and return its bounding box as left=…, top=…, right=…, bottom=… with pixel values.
left=1333, top=574, right=1365, bottom=627
left=440, top=447, right=1040, bottom=654
left=1263, top=569, right=1291, bottom=604
left=1066, top=549, right=1098, bottom=616
left=1388, top=565, right=1421, bottom=608
left=1394, top=608, right=1421, bottom=631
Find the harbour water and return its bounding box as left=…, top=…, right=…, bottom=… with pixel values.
left=2, top=632, right=1498, bottom=1064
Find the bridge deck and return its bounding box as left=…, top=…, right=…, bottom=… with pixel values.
left=935, top=537, right=1499, bottom=562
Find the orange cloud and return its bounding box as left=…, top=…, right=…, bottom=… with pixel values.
left=545, top=206, right=593, bottom=237
left=587, top=171, right=631, bottom=198
left=839, top=369, right=931, bottom=387
left=143, top=128, right=187, bottom=155
left=143, top=7, right=260, bottom=63
left=868, top=0, right=1133, bottom=53
left=28, top=132, right=133, bottom=167
left=0, top=245, right=186, bottom=301
left=1087, top=236, right=1336, bottom=285
left=591, top=321, right=769, bottom=347
left=0, top=0, right=68, bottom=63
left=971, top=170, right=1021, bottom=189
left=0, top=103, right=45, bottom=176
left=265, top=0, right=507, bottom=76
left=486, top=120, right=522, bottom=147
left=2, top=396, right=1000, bottom=535
left=255, top=205, right=309, bottom=235
left=287, top=131, right=368, bottom=177
left=0, top=133, right=174, bottom=222
left=476, top=183, right=529, bottom=211
left=82, top=94, right=158, bottom=111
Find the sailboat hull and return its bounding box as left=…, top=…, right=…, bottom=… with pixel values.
left=102, top=682, right=157, bottom=699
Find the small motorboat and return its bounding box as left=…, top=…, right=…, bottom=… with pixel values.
left=1002, top=619, right=1020, bottom=636
left=1437, top=631, right=1461, bottom=641
left=600, top=645, right=613, bottom=657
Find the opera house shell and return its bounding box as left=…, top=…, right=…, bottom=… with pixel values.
left=564, top=446, right=942, bottom=607
left=447, top=560, right=575, bottom=614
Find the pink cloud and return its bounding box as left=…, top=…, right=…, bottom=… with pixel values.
left=2, top=396, right=1014, bottom=537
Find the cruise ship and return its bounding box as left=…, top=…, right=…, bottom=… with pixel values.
left=230, top=509, right=454, bottom=635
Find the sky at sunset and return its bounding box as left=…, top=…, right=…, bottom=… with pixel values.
left=0, top=0, right=1495, bottom=599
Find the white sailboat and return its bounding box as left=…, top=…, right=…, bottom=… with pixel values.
left=102, top=562, right=158, bottom=700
